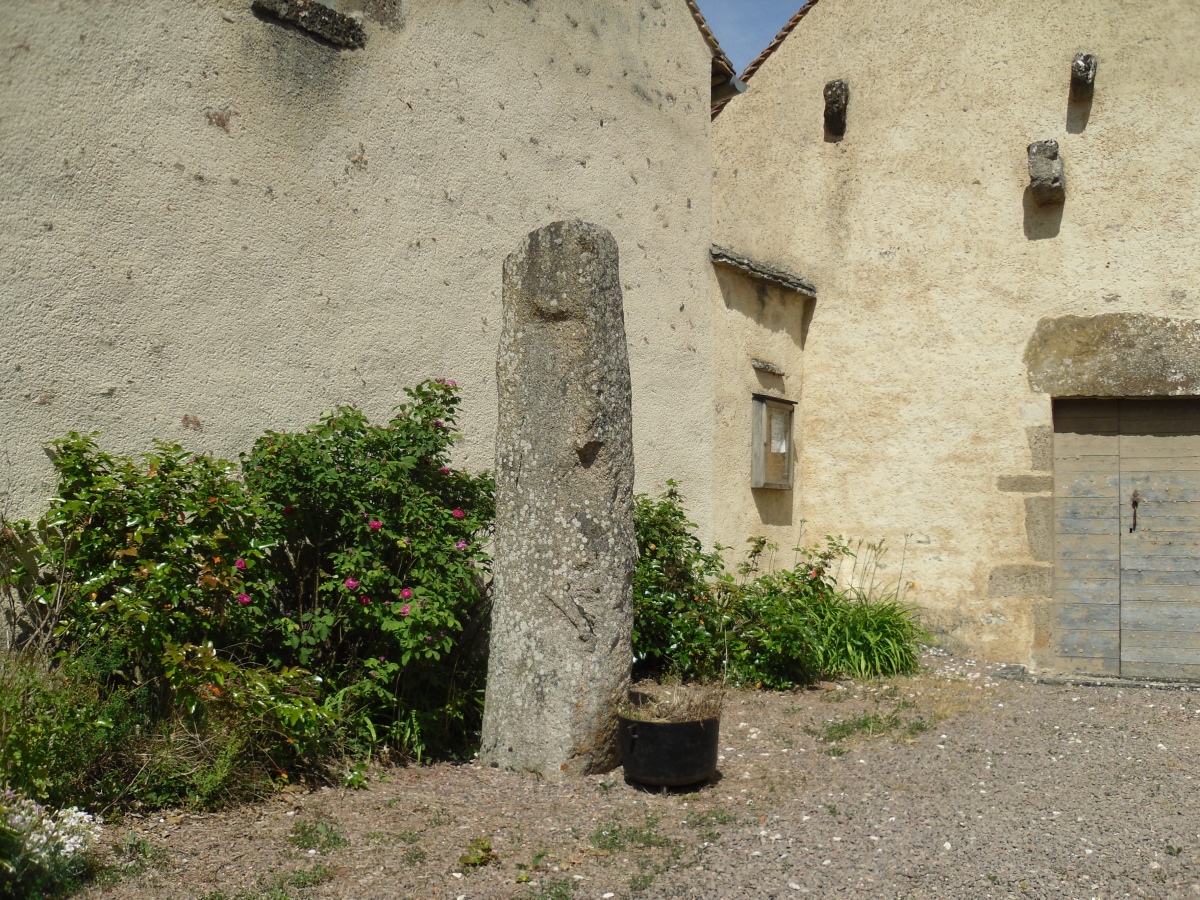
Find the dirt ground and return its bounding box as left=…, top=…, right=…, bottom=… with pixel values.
left=82, top=651, right=1200, bottom=899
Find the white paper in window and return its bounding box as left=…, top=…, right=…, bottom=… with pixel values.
left=770, top=410, right=788, bottom=454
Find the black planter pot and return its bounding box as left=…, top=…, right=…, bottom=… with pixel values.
left=618, top=715, right=721, bottom=787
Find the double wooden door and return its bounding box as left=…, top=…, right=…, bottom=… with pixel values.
left=1054, top=398, right=1200, bottom=678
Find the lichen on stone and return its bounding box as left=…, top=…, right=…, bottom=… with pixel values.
left=252, top=0, right=367, bottom=49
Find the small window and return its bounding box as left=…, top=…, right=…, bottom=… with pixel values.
left=751, top=395, right=795, bottom=489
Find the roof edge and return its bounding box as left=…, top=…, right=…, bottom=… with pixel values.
left=683, top=0, right=735, bottom=78
left=710, top=245, right=817, bottom=298
left=711, top=0, right=824, bottom=118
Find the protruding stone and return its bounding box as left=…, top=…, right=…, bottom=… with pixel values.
left=1070, top=52, right=1097, bottom=100
left=987, top=564, right=1052, bottom=598
left=823, top=79, right=849, bottom=136
left=996, top=474, right=1053, bottom=493
left=480, top=220, right=636, bottom=780
left=252, top=0, right=367, bottom=49
left=1027, top=140, right=1065, bottom=206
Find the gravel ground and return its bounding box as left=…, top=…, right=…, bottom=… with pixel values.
left=84, top=652, right=1200, bottom=899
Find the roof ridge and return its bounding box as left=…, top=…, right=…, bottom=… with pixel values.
left=711, top=0, right=824, bottom=118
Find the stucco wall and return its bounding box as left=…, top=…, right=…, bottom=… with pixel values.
left=713, top=0, right=1200, bottom=664
left=710, top=266, right=809, bottom=556
left=0, top=0, right=715, bottom=532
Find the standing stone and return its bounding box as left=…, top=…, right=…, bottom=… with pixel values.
left=480, top=220, right=636, bottom=778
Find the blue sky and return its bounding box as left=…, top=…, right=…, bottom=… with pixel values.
left=692, top=1, right=804, bottom=75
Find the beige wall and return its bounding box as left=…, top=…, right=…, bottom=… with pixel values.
left=0, top=0, right=716, bottom=533
left=710, top=266, right=809, bottom=558
left=713, top=0, right=1200, bottom=665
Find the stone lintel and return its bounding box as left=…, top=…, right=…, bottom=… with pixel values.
left=1026, top=314, right=1200, bottom=397
left=710, top=245, right=817, bottom=299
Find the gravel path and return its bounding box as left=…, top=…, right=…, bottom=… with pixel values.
left=85, top=653, right=1200, bottom=899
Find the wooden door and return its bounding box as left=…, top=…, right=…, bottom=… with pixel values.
left=1117, top=399, right=1200, bottom=678
left=1053, top=398, right=1200, bottom=679
left=1053, top=399, right=1121, bottom=675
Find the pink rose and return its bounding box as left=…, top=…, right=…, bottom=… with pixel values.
left=438, top=466, right=451, bottom=475
left=400, top=588, right=413, bottom=600
left=369, top=519, right=382, bottom=531
left=451, top=509, right=465, bottom=519
left=237, top=593, right=251, bottom=606
left=455, top=540, right=468, bottom=550
left=400, top=604, right=411, bottom=617
left=235, top=558, right=247, bottom=571
left=344, top=577, right=360, bottom=590
left=360, top=596, right=371, bottom=606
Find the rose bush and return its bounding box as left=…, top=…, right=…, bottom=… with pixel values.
left=0, top=380, right=493, bottom=809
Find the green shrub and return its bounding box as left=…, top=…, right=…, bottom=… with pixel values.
left=0, top=378, right=492, bottom=811
left=631, top=486, right=926, bottom=687
left=241, top=378, right=494, bottom=758
left=629, top=483, right=723, bottom=677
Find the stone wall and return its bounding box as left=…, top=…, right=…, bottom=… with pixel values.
left=0, top=0, right=716, bottom=533
left=713, top=0, right=1200, bottom=665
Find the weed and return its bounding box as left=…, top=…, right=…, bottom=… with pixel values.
left=459, top=837, right=498, bottom=868
left=817, top=711, right=899, bottom=743
left=402, top=847, right=426, bottom=866
left=825, top=804, right=838, bottom=816
left=97, top=831, right=170, bottom=885
left=341, top=762, right=369, bottom=790
left=515, top=849, right=550, bottom=883
left=523, top=878, right=575, bottom=899
left=289, top=821, right=349, bottom=853
left=684, top=807, right=735, bottom=840
left=684, top=808, right=736, bottom=828
left=427, top=810, right=453, bottom=827
left=361, top=827, right=419, bottom=848
left=630, top=872, right=656, bottom=891
left=287, top=863, right=336, bottom=887
left=905, top=717, right=931, bottom=736
left=1166, top=845, right=1183, bottom=857
left=590, top=815, right=673, bottom=852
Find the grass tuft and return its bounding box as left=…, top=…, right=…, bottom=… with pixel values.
left=589, top=815, right=673, bottom=852
left=288, top=821, right=349, bottom=853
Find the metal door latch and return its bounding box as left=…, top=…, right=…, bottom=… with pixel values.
left=1130, top=489, right=1140, bottom=533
